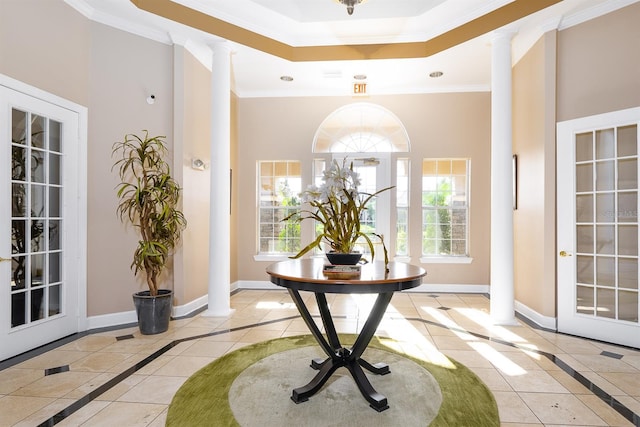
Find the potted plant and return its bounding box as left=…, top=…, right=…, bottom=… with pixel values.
left=112, top=131, right=187, bottom=334
left=284, top=158, right=392, bottom=265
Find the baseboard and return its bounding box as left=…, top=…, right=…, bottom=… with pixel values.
left=86, top=293, right=211, bottom=330
left=85, top=282, right=557, bottom=334
left=237, top=280, right=281, bottom=290
left=172, top=294, right=209, bottom=318
left=87, top=285, right=248, bottom=330
left=86, top=310, right=137, bottom=330
left=515, top=300, right=557, bottom=331
left=404, top=283, right=490, bottom=293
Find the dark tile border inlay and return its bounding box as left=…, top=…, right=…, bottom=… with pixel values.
left=116, top=334, right=135, bottom=341
left=36, top=314, right=300, bottom=426
left=410, top=316, right=639, bottom=426
left=44, top=365, right=69, bottom=376
left=23, top=292, right=640, bottom=427
left=600, top=350, right=624, bottom=359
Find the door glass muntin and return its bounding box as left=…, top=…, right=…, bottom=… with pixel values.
left=10, top=108, right=64, bottom=328
left=575, top=125, right=639, bottom=323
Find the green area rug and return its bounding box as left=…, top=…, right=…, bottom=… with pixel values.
left=167, top=334, right=499, bottom=426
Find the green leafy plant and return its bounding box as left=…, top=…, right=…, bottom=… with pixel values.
left=112, top=131, right=187, bottom=296
left=283, top=158, right=392, bottom=264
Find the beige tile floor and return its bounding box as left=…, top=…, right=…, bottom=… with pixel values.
left=1, top=290, right=639, bottom=426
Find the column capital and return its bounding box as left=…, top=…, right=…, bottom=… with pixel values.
left=208, top=39, right=232, bottom=54
left=490, top=29, right=516, bottom=43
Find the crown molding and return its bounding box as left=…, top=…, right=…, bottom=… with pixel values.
left=558, top=0, right=639, bottom=30
left=65, top=0, right=173, bottom=45
left=235, top=84, right=490, bottom=99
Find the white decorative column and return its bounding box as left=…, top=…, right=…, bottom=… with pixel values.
left=490, top=31, right=517, bottom=325
left=203, top=41, right=234, bottom=317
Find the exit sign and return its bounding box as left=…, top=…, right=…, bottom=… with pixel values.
left=353, top=83, right=367, bottom=95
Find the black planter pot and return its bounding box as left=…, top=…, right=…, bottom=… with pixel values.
left=326, top=252, right=362, bottom=265
left=132, top=289, right=173, bottom=335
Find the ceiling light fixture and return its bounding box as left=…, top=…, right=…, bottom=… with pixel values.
left=280, top=75, right=293, bottom=82
left=429, top=71, right=444, bottom=78
left=353, top=74, right=367, bottom=80
left=335, top=0, right=367, bottom=16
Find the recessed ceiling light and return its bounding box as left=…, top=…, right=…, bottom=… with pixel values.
left=280, top=75, right=293, bottom=82
left=353, top=74, right=367, bottom=80
left=429, top=71, right=444, bottom=78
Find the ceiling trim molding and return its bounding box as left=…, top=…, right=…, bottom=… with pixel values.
left=64, top=0, right=174, bottom=45
left=63, top=0, right=95, bottom=19
left=170, top=0, right=509, bottom=47
left=130, top=0, right=563, bottom=61
left=557, top=0, right=639, bottom=30
left=235, top=84, right=491, bottom=99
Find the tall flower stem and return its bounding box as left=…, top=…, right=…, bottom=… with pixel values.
left=283, top=158, right=393, bottom=265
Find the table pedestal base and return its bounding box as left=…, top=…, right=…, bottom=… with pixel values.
left=287, top=289, right=395, bottom=412
left=291, top=349, right=390, bottom=411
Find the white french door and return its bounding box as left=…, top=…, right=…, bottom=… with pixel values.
left=557, top=107, right=640, bottom=348
left=0, top=78, right=86, bottom=361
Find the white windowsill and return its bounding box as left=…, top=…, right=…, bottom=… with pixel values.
left=254, top=254, right=473, bottom=265
left=420, top=256, right=473, bottom=264
left=254, top=254, right=334, bottom=262
left=253, top=254, right=294, bottom=262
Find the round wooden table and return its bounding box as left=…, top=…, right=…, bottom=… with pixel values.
left=266, top=258, right=426, bottom=412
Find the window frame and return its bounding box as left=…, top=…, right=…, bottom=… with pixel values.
left=420, top=158, right=473, bottom=264
left=254, top=160, right=302, bottom=259
left=395, top=157, right=410, bottom=258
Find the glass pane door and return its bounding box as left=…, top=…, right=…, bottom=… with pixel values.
left=557, top=107, right=640, bottom=349
left=342, top=155, right=391, bottom=258
left=11, top=108, right=63, bottom=327
left=1, top=81, right=83, bottom=361
left=574, top=125, right=638, bottom=323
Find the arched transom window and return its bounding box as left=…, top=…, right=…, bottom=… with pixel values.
left=312, top=102, right=410, bottom=153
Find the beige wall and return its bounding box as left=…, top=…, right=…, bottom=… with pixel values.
left=172, top=46, right=213, bottom=306
left=557, top=2, right=640, bottom=121
left=2, top=1, right=177, bottom=316
left=512, top=32, right=557, bottom=318
left=0, top=0, right=224, bottom=318
left=512, top=2, right=640, bottom=318
left=235, top=93, right=492, bottom=285
left=392, top=93, right=492, bottom=285
left=87, top=23, right=174, bottom=316
left=0, top=0, right=90, bottom=106
left=3, top=0, right=639, bottom=325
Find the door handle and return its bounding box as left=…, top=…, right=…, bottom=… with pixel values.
left=0, top=256, right=11, bottom=262
left=559, top=251, right=572, bottom=257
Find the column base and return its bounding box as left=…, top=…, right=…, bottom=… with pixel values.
left=489, top=314, right=518, bottom=325
left=201, top=307, right=235, bottom=318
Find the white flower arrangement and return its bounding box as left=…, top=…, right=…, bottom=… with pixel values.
left=284, top=158, right=392, bottom=264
